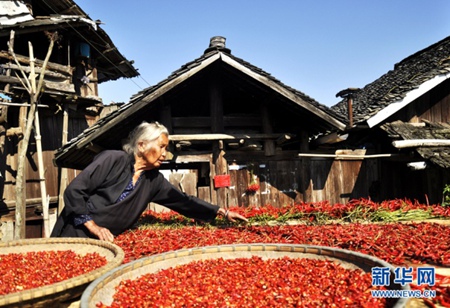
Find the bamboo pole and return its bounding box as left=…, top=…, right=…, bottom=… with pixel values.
left=10, top=30, right=57, bottom=239
left=34, top=108, right=50, bottom=237
left=13, top=39, right=36, bottom=239
left=58, top=105, right=69, bottom=215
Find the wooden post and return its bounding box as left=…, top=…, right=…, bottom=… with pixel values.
left=209, top=73, right=227, bottom=208
left=58, top=104, right=69, bottom=215
left=261, top=103, right=275, bottom=156
left=299, top=129, right=311, bottom=202
left=214, top=142, right=228, bottom=207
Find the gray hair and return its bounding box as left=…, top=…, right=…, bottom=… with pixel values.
left=122, top=121, right=169, bottom=155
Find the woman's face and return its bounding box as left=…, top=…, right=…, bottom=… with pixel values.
left=138, top=134, right=169, bottom=169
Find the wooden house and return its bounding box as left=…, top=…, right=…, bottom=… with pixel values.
left=328, top=34, right=450, bottom=204
left=53, top=36, right=348, bottom=210
left=0, top=0, right=138, bottom=240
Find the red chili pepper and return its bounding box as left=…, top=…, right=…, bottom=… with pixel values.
left=99, top=256, right=387, bottom=308
left=0, top=250, right=106, bottom=295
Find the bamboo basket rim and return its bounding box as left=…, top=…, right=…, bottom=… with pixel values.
left=82, top=243, right=409, bottom=308
left=0, top=237, right=124, bottom=307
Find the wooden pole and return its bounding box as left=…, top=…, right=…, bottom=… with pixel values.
left=14, top=41, right=37, bottom=240
left=10, top=30, right=56, bottom=239
left=8, top=30, right=27, bottom=239
left=392, top=139, right=450, bottom=148
left=15, top=104, right=28, bottom=239
left=34, top=107, right=50, bottom=237
left=58, top=105, right=69, bottom=215
left=261, top=103, right=275, bottom=156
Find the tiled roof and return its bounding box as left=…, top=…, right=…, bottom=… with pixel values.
left=331, top=35, right=450, bottom=125
left=131, top=48, right=344, bottom=122
left=54, top=41, right=346, bottom=168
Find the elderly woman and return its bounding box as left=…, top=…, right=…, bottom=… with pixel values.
left=51, top=121, right=248, bottom=242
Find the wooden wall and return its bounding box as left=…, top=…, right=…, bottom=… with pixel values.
left=399, top=78, right=450, bottom=123
left=162, top=156, right=380, bottom=208
left=162, top=154, right=447, bottom=209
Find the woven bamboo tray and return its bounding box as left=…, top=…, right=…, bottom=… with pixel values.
left=81, top=244, right=409, bottom=308
left=0, top=237, right=124, bottom=308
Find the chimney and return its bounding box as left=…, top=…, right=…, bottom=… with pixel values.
left=336, top=88, right=360, bottom=128
left=204, top=36, right=231, bottom=54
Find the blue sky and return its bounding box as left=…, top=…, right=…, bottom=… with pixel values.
left=76, top=0, right=450, bottom=107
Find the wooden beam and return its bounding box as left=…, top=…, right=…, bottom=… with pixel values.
left=168, top=153, right=212, bottom=163
left=169, top=133, right=294, bottom=141
left=0, top=102, right=49, bottom=108
left=3, top=196, right=58, bottom=208
left=314, top=132, right=349, bottom=145
left=0, top=51, right=72, bottom=75
left=172, top=116, right=262, bottom=128
left=392, top=139, right=450, bottom=148
left=298, top=153, right=400, bottom=159
left=0, top=75, right=75, bottom=93
left=276, top=134, right=292, bottom=145
left=2, top=63, right=71, bottom=79
left=6, top=127, right=23, bottom=137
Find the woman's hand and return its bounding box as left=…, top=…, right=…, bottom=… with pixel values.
left=84, top=220, right=115, bottom=242
left=217, top=208, right=248, bottom=223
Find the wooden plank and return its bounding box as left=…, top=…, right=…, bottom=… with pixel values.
left=169, top=133, right=293, bottom=141
left=228, top=168, right=239, bottom=206
left=214, top=149, right=228, bottom=208
left=0, top=51, right=72, bottom=74
left=169, top=172, right=197, bottom=196
left=209, top=155, right=217, bottom=205
left=171, top=153, right=212, bottom=163
left=198, top=187, right=211, bottom=203
left=441, top=90, right=450, bottom=123
left=309, top=159, right=333, bottom=203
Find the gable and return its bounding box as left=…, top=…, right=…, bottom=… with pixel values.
left=54, top=37, right=346, bottom=169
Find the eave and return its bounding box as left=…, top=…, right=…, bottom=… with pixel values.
left=367, top=72, right=450, bottom=128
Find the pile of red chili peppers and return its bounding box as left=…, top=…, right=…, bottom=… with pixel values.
left=112, top=198, right=450, bottom=307
left=0, top=250, right=107, bottom=295
left=98, top=256, right=387, bottom=308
